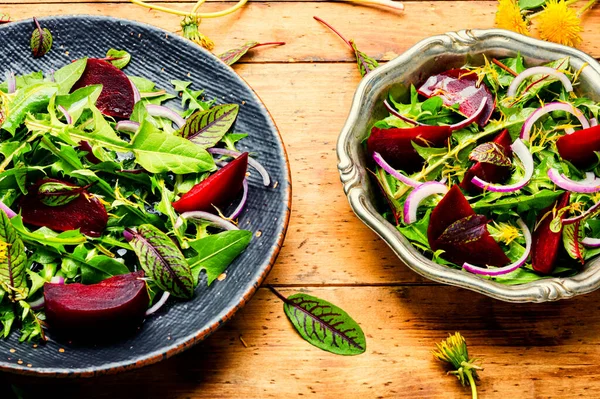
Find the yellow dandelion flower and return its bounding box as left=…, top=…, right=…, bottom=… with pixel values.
left=495, top=0, right=529, bottom=35
left=181, top=16, right=214, bottom=51
left=536, top=0, right=583, bottom=47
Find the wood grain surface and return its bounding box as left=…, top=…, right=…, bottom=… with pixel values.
left=2, top=0, right=600, bottom=397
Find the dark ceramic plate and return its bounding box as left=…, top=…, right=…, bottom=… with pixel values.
left=0, top=15, right=291, bottom=376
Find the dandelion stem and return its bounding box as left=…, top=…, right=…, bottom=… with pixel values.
left=466, top=371, right=478, bottom=399
left=192, top=0, right=208, bottom=13
left=336, top=0, right=405, bottom=11
left=578, top=0, right=598, bottom=16
left=526, top=0, right=579, bottom=20
left=130, top=0, right=249, bottom=18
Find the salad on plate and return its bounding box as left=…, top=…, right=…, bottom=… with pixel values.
left=0, top=52, right=269, bottom=342
left=368, top=54, right=600, bottom=285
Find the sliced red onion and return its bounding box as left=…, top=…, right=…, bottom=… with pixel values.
left=403, top=182, right=448, bottom=224
left=471, top=139, right=533, bottom=193
left=449, top=98, right=487, bottom=131
left=520, top=102, right=589, bottom=141
left=129, top=78, right=141, bottom=104
left=582, top=237, right=600, bottom=248
left=463, top=218, right=531, bottom=276
left=228, top=179, right=248, bottom=220
left=564, top=127, right=575, bottom=134
left=564, top=200, right=600, bottom=225
left=208, top=148, right=270, bottom=187
left=46, top=69, right=55, bottom=83
left=146, top=104, right=185, bottom=129
left=508, top=67, right=573, bottom=99
left=0, top=200, right=16, bottom=218
left=115, top=120, right=141, bottom=133
left=383, top=99, right=424, bottom=126
left=373, top=152, right=421, bottom=187
left=591, top=118, right=598, bottom=127
left=28, top=296, right=45, bottom=311
left=548, top=168, right=600, bottom=193
left=145, top=291, right=170, bottom=316
left=562, top=171, right=596, bottom=184
left=57, top=105, right=73, bottom=125
left=174, top=211, right=239, bottom=231
left=5, top=70, right=15, bottom=94
left=50, top=276, right=65, bottom=284
left=123, top=229, right=134, bottom=242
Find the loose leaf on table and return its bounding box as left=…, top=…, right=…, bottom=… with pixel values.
left=105, top=48, right=131, bottom=70
left=131, top=118, right=216, bottom=174
left=218, top=41, right=285, bottom=66
left=30, top=17, right=52, bottom=58
left=0, top=211, right=28, bottom=301
left=0, top=13, right=10, bottom=24
left=313, top=16, right=378, bottom=77
left=177, top=104, right=239, bottom=148
left=269, top=286, right=366, bottom=356
left=188, top=230, right=252, bottom=285
left=126, top=224, right=195, bottom=298
left=53, top=58, right=87, bottom=95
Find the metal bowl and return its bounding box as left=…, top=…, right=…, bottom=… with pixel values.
left=337, top=29, right=600, bottom=303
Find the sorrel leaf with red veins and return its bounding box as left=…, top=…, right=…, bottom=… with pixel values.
left=105, top=48, right=131, bottom=70
left=218, top=41, right=285, bottom=66
left=0, top=211, right=28, bottom=302
left=469, top=142, right=512, bottom=166
left=563, top=221, right=585, bottom=264
left=126, top=224, right=195, bottom=299
left=270, top=286, right=366, bottom=356
left=437, top=214, right=489, bottom=245
left=30, top=17, right=52, bottom=58
left=37, top=180, right=93, bottom=207
left=177, top=103, right=239, bottom=148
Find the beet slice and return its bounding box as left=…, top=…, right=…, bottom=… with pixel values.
left=71, top=58, right=135, bottom=119
left=427, top=185, right=510, bottom=267
left=367, top=125, right=452, bottom=172
left=44, top=271, right=149, bottom=336
left=418, top=68, right=495, bottom=127
left=19, top=178, right=108, bottom=237
left=556, top=125, right=600, bottom=169
left=531, top=192, right=571, bottom=274
left=460, top=129, right=513, bottom=193
left=172, top=152, right=248, bottom=213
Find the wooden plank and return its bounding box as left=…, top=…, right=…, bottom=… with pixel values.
left=1, top=2, right=599, bottom=61
left=5, top=285, right=600, bottom=397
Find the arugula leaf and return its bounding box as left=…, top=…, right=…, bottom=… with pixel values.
left=131, top=118, right=216, bottom=174
left=2, top=83, right=58, bottom=135
left=56, top=84, right=102, bottom=124
left=171, top=80, right=211, bottom=117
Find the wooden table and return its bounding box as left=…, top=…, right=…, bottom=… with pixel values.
left=2, top=1, right=600, bottom=397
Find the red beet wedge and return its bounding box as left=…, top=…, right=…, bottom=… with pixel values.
left=428, top=185, right=510, bottom=266
left=531, top=192, right=571, bottom=274
left=44, top=271, right=149, bottom=336
left=172, top=152, right=248, bottom=213
left=19, top=178, right=108, bottom=237
left=556, top=125, right=600, bottom=169
left=367, top=126, right=452, bottom=172
left=418, top=68, right=495, bottom=127
left=460, top=129, right=513, bottom=194
left=71, top=58, right=135, bottom=119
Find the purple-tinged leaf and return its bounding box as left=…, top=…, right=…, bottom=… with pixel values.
left=270, top=286, right=366, bottom=356
left=313, top=16, right=378, bottom=77
left=562, top=221, right=585, bottom=264
left=469, top=142, right=512, bottom=166
left=30, top=17, right=52, bottom=58
left=126, top=225, right=195, bottom=299
left=177, top=103, right=239, bottom=149
left=37, top=180, right=94, bottom=207
left=218, top=41, right=286, bottom=66
left=437, top=214, right=489, bottom=245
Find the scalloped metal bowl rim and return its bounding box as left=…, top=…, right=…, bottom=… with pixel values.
left=337, top=28, right=600, bottom=303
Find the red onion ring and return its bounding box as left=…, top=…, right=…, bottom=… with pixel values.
left=50, top=276, right=65, bottom=284
left=564, top=199, right=600, bottom=225
left=174, top=211, right=239, bottom=231
left=115, top=120, right=141, bottom=133
left=5, top=70, right=15, bottom=94
left=373, top=152, right=421, bottom=187
left=403, top=182, right=448, bottom=224
left=208, top=148, right=270, bottom=187
left=228, top=179, right=248, bottom=220
left=449, top=98, right=487, bottom=131
left=28, top=296, right=45, bottom=311
left=520, top=102, right=589, bottom=141
left=548, top=168, right=600, bottom=193
left=582, top=237, right=600, bottom=248
left=463, top=218, right=531, bottom=276
left=383, top=99, right=425, bottom=126
left=145, top=291, right=170, bottom=316
left=57, top=105, right=73, bottom=125
left=471, top=139, right=533, bottom=192
left=129, top=78, right=141, bottom=104
left=0, top=200, right=16, bottom=218
left=591, top=118, right=598, bottom=127
left=146, top=104, right=186, bottom=129
left=508, top=67, right=573, bottom=99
